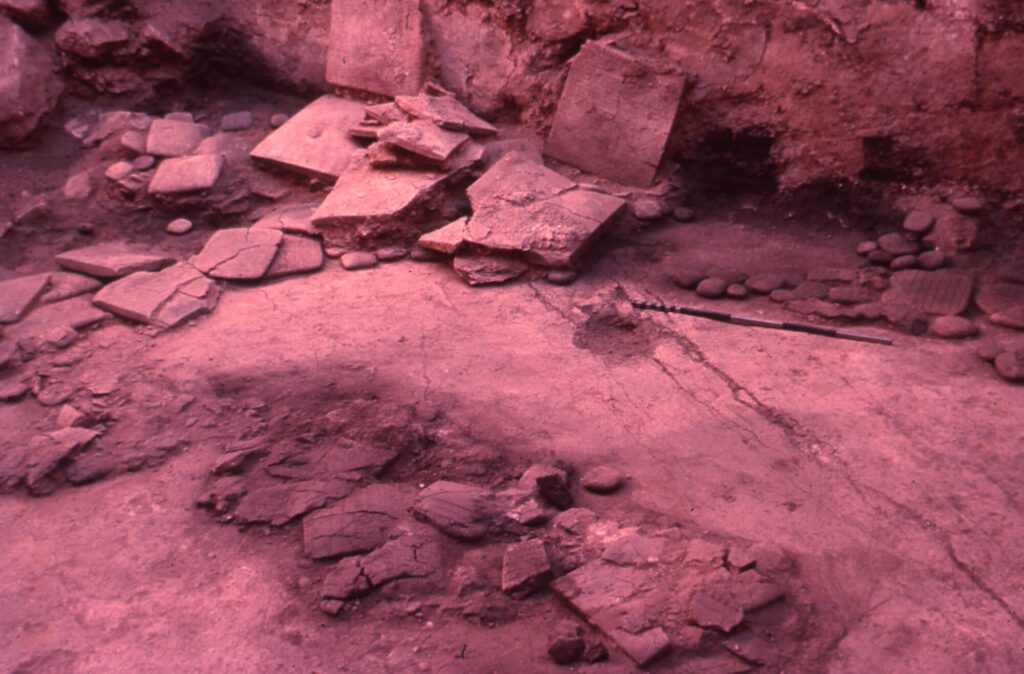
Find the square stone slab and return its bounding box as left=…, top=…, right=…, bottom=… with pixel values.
left=264, top=234, right=324, bottom=278
left=55, top=243, right=174, bottom=278
left=311, top=152, right=450, bottom=227
left=250, top=95, right=366, bottom=180
left=545, top=41, right=685, bottom=186
left=326, top=0, right=425, bottom=97
left=465, top=189, right=625, bottom=268
left=467, top=151, right=575, bottom=211
left=882, top=269, right=974, bottom=316
left=191, top=228, right=283, bottom=280
left=378, top=120, right=469, bottom=164
left=148, top=154, right=225, bottom=195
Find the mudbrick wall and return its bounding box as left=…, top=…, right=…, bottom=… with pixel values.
left=5, top=0, right=1024, bottom=194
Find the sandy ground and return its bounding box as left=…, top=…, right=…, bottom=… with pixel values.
left=2, top=214, right=1023, bottom=672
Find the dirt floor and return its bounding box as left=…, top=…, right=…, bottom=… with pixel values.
left=3, top=85, right=1024, bottom=673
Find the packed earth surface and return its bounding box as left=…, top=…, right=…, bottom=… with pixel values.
left=2, top=1, right=1024, bottom=673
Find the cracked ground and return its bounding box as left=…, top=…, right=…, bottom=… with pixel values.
left=2, top=210, right=1023, bottom=672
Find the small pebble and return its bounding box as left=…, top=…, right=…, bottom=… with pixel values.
left=270, top=113, right=289, bottom=128
left=374, top=246, right=408, bottom=262
left=726, top=284, right=748, bottom=299
left=770, top=289, right=795, bottom=303
left=890, top=254, right=918, bottom=271
left=165, top=111, right=193, bottom=122
left=672, top=270, right=705, bottom=290
left=976, top=341, right=1004, bottom=362
left=546, top=269, right=577, bottom=286
left=324, top=247, right=343, bottom=259
left=132, top=155, right=155, bottom=171
left=696, top=277, right=728, bottom=299
left=903, top=210, right=935, bottom=234
left=673, top=206, right=695, bottom=222
left=951, top=196, right=985, bottom=214
left=104, top=161, right=134, bottom=181
left=918, top=250, right=946, bottom=270
left=340, top=252, right=378, bottom=270
left=166, top=218, right=193, bottom=235
left=581, top=465, right=624, bottom=494
left=221, top=110, right=254, bottom=132
left=929, top=316, right=978, bottom=339
left=856, top=241, right=878, bottom=256
left=705, top=267, right=748, bottom=285
left=632, top=198, right=664, bottom=220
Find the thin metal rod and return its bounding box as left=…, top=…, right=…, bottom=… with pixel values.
left=631, top=299, right=893, bottom=346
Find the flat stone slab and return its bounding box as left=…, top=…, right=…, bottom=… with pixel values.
left=0, top=273, right=49, bottom=324
left=418, top=217, right=467, bottom=254
left=466, top=151, right=575, bottom=211
left=301, top=483, right=413, bottom=560
left=501, top=539, right=552, bottom=598
left=312, top=153, right=450, bottom=226
left=145, top=118, right=211, bottom=157
left=394, top=93, right=497, bottom=136
left=56, top=243, right=174, bottom=279
left=40, top=271, right=102, bottom=303
left=191, top=228, right=283, bottom=280
left=545, top=41, right=685, bottom=186
left=250, top=205, right=318, bottom=236
left=411, top=480, right=494, bottom=541
left=360, top=526, right=443, bottom=587
left=453, top=255, right=529, bottom=285
left=265, top=234, right=324, bottom=278
left=148, top=154, right=224, bottom=194
left=377, top=120, right=469, bottom=164
left=882, top=269, right=974, bottom=316
left=326, top=0, right=425, bottom=97
left=93, top=262, right=219, bottom=328
left=975, top=283, right=1024, bottom=323
left=465, top=189, right=625, bottom=268
left=250, top=95, right=366, bottom=180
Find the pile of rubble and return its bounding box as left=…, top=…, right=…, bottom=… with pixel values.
left=196, top=396, right=805, bottom=670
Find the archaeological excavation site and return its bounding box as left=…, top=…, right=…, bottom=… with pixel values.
left=3, top=0, right=1024, bottom=671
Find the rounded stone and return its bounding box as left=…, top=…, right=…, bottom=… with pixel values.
left=770, top=289, right=795, bottom=303
left=705, top=267, right=748, bottom=285
left=546, top=269, right=577, bottom=286
left=673, top=207, right=695, bottom=222
left=581, top=466, right=624, bottom=494
left=890, top=254, right=918, bottom=271
left=324, top=247, right=343, bottom=259
left=696, top=277, right=728, bottom=299
left=104, top=161, right=133, bottom=181
left=918, top=250, right=946, bottom=270
left=867, top=249, right=893, bottom=266
left=903, top=210, right=935, bottom=234
left=744, top=274, right=787, bottom=294
left=672, top=269, right=706, bottom=290
left=993, top=351, right=1024, bottom=382
left=951, top=196, right=985, bottom=215
left=877, top=232, right=919, bottom=256
left=929, top=316, right=978, bottom=339
left=340, top=252, right=378, bottom=270
left=269, top=113, right=289, bottom=128
left=374, top=246, right=408, bottom=262
left=856, top=241, right=878, bottom=256
left=165, top=218, right=193, bottom=235
left=632, top=198, right=664, bottom=220
left=793, top=281, right=828, bottom=300
left=132, top=155, right=155, bottom=171
left=409, top=245, right=444, bottom=262
left=976, top=341, right=1004, bottom=362
left=726, top=283, right=748, bottom=299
